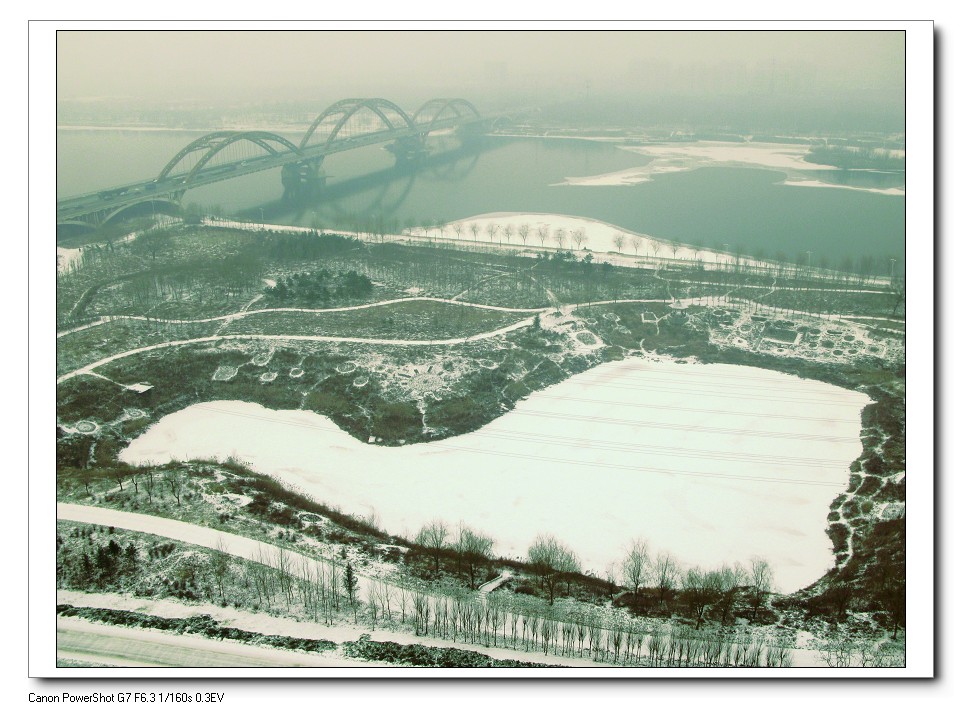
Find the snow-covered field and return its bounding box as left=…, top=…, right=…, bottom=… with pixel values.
left=119, top=356, right=868, bottom=592
left=439, top=212, right=758, bottom=270
left=57, top=246, right=83, bottom=274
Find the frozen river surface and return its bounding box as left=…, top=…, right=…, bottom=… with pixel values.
left=120, top=357, right=868, bottom=592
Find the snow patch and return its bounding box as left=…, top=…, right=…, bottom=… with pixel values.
left=119, top=358, right=869, bottom=592
left=441, top=212, right=775, bottom=272
left=780, top=179, right=905, bottom=196
left=212, top=366, right=238, bottom=382
left=619, top=141, right=837, bottom=173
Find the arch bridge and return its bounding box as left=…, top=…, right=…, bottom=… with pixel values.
left=57, top=96, right=496, bottom=230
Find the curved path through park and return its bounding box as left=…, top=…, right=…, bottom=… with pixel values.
left=56, top=296, right=691, bottom=384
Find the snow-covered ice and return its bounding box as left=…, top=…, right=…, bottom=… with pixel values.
left=554, top=141, right=903, bottom=197
left=541, top=140, right=841, bottom=187
left=119, top=357, right=868, bottom=592
left=620, top=141, right=836, bottom=174
left=780, top=179, right=905, bottom=196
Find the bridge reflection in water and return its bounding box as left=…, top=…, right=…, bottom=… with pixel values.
left=261, top=139, right=488, bottom=230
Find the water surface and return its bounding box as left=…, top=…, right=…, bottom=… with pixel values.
left=58, top=130, right=905, bottom=266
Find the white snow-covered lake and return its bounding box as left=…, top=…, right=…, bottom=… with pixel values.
left=119, top=357, right=869, bottom=592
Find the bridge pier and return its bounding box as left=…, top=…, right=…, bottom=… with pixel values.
left=282, top=159, right=326, bottom=200
left=386, top=136, right=427, bottom=165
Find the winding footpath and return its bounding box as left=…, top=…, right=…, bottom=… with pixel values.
left=56, top=319, right=539, bottom=385
left=57, top=293, right=893, bottom=387
left=57, top=296, right=542, bottom=338
left=57, top=296, right=666, bottom=384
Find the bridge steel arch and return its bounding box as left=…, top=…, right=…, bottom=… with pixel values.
left=412, top=98, right=482, bottom=133
left=299, top=98, right=416, bottom=151
left=158, top=131, right=303, bottom=183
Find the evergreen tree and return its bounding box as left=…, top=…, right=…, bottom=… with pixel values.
left=343, top=562, right=359, bottom=622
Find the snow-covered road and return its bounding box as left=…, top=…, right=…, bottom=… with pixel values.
left=57, top=590, right=602, bottom=668
left=57, top=617, right=378, bottom=668
left=57, top=503, right=379, bottom=595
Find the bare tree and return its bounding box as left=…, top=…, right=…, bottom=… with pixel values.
left=415, top=519, right=449, bottom=574
left=367, top=583, right=379, bottom=628
left=572, top=228, right=586, bottom=251
left=653, top=551, right=679, bottom=606
left=630, top=236, right=641, bottom=255
left=554, top=228, right=567, bottom=249
left=453, top=222, right=463, bottom=240
left=716, top=563, right=747, bottom=625
left=164, top=470, right=184, bottom=507
left=274, top=547, right=294, bottom=609
left=519, top=224, right=530, bottom=245
left=486, top=223, right=499, bottom=245
left=503, top=224, right=515, bottom=246
left=456, top=524, right=494, bottom=589
left=143, top=464, right=155, bottom=504
left=748, top=557, right=774, bottom=623
left=136, top=228, right=172, bottom=261
left=528, top=533, right=580, bottom=604
left=537, top=224, right=550, bottom=247
left=470, top=222, right=480, bottom=242
left=683, top=567, right=722, bottom=629
left=613, top=233, right=626, bottom=253
left=621, top=538, right=650, bottom=601
left=211, top=538, right=232, bottom=604
left=603, top=561, right=620, bottom=601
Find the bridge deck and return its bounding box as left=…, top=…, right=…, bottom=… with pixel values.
left=57, top=110, right=494, bottom=223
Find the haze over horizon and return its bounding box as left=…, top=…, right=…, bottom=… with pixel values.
left=57, top=30, right=905, bottom=133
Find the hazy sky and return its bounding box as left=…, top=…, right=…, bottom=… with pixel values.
left=57, top=29, right=905, bottom=105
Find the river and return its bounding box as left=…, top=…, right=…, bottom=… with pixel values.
left=58, top=129, right=905, bottom=268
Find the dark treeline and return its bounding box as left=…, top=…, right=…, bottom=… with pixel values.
left=805, top=145, right=905, bottom=170
left=262, top=269, right=373, bottom=306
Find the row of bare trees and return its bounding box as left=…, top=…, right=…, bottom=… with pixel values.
left=611, top=536, right=775, bottom=627
left=415, top=519, right=494, bottom=589
left=397, top=587, right=792, bottom=667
